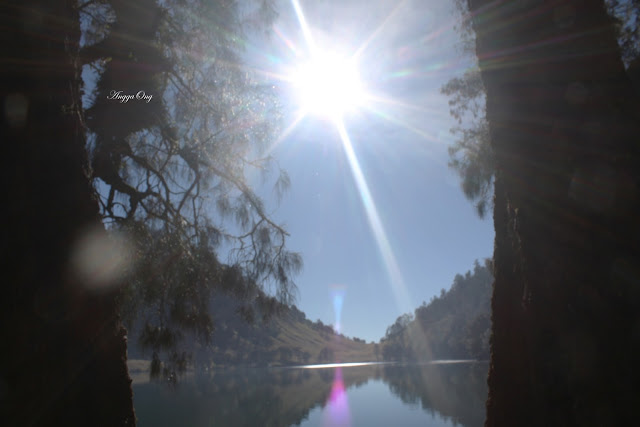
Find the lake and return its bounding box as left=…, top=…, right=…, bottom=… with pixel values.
left=132, top=361, right=488, bottom=426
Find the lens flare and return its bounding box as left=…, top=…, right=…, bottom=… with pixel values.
left=283, top=0, right=415, bottom=316
left=323, top=367, right=351, bottom=427
left=330, top=284, right=346, bottom=334
left=69, top=226, right=133, bottom=292
left=291, top=52, right=366, bottom=118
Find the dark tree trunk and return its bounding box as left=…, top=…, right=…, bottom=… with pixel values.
left=1, top=1, right=135, bottom=425
left=465, top=0, right=640, bottom=425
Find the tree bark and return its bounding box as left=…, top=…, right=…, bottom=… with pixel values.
left=465, top=0, right=640, bottom=424
left=1, top=0, right=135, bottom=425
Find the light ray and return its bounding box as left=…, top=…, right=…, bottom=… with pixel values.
left=366, top=93, right=450, bottom=118
left=280, top=0, right=422, bottom=318
left=265, top=109, right=307, bottom=156
left=428, top=359, right=478, bottom=364
left=353, top=0, right=407, bottom=60
left=330, top=284, right=346, bottom=334
left=335, top=120, right=413, bottom=315
left=245, top=66, right=291, bottom=84
left=419, top=19, right=455, bottom=45
left=292, top=0, right=317, bottom=55
left=362, top=104, right=440, bottom=144
left=273, top=24, right=301, bottom=57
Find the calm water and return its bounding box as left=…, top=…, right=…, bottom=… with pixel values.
left=133, top=361, right=488, bottom=427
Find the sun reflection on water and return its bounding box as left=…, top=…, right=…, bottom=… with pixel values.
left=297, top=361, right=382, bottom=370
left=323, top=367, right=351, bottom=427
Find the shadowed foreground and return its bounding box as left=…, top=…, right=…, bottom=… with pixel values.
left=1, top=1, right=135, bottom=424
left=465, top=0, right=640, bottom=424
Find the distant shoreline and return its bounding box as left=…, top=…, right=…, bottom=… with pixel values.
left=127, top=358, right=487, bottom=385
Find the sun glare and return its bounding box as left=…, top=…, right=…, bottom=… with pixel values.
left=268, top=0, right=416, bottom=321
left=290, top=52, right=366, bottom=120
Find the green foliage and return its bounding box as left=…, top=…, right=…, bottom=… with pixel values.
left=607, top=0, right=640, bottom=65
left=442, top=0, right=640, bottom=218
left=439, top=67, right=493, bottom=220
left=439, top=0, right=494, bottom=219
left=440, top=66, right=494, bottom=218
left=81, top=0, right=299, bottom=294
left=127, top=281, right=374, bottom=375
left=119, top=220, right=291, bottom=378
left=384, top=313, right=414, bottom=340
left=381, top=260, right=493, bottom=361
left=79, top=0, right=302, bottom=380
left=318, top=346, right=335, bottom=362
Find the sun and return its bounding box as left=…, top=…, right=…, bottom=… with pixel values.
left=290, top=51, right=366, bottom=120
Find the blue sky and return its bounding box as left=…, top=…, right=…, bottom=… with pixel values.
left=245, top=0, right=495, bottom=342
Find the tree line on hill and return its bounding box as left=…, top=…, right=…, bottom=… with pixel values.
left=380, top=260, right=492, bottom=362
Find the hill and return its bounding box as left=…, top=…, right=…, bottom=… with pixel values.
left=381, top=259, right=492, bottom=361
left=126, top=288, right=376, bottom=379
left=193, top=296, right=376, bottom=368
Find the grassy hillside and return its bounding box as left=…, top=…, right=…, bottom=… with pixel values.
left=199, top=297, right=376, bottom=367
left=127, top=290, right=376, bottom=380
left=270, top=315, right=376, bottom=364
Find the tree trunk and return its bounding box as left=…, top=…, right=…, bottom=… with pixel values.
left=1, top=0, right=135, bottom=425
left=466, top=0, right=640, bottom=424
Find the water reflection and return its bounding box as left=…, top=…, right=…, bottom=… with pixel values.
left=133, top=362, right=487, bottom=426
left=324, top=367, right=350, bottom=427
left=381, top=363, right=488, bottom=427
